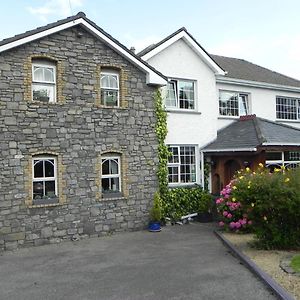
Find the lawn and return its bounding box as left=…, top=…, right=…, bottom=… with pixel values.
left=291, top=255, right=300, bottom=273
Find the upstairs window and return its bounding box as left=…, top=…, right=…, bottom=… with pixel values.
left=101, top=70, right=119, bottom=107
left=167, top=146, right=196, bottom=184
left=101, top=155, right=121, bottom=197
left=165, top=79, right=195, bottom=110
left=32, top=156, right=58, bottom=204
left=219, top=91, right=249, bottom=116
left=276, top=96, right=300, bottom=120
left=32, top=60, right=56, bottom=102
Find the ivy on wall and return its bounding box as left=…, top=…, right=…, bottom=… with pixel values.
left=154, top=90, right=169, bottom=199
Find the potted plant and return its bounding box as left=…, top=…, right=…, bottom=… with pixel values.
left=148, top=191, right=162, bottom=232
left=197, top=193, right=214, bottom=223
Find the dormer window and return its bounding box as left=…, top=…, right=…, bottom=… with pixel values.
left=32, top=60, right=56, bottom=102
left=100, top=70, right=120, bottom=107
left=165, top=79, right=195, bottom=110
left=219, top=90, right=249, bottom=116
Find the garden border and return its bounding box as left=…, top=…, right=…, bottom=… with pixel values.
left=214, top=230, right=295, bottom=300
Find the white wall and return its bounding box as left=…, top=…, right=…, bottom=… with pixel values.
left=216, top=82, right=300, bottom=130
left=147, top=39, right=219, bottom=148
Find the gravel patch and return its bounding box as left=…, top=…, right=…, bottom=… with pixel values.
left=223, top=233, right=300, bottom=300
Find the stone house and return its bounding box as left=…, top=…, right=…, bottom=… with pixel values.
left=0, top=12, right=166, bottom=250
left=140, top=28, right=300, bottom=194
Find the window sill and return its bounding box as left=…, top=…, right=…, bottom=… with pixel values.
left=166, top=109, right=201, bottom=115
left=96, top=105, right=127, bottom=110
left=168, top=183, right=199, bottom=188
left=28, top=202, right=62, bottom=208
left=275, top=119, right=300, bottom=124
left=218, top=116, right=240, bottom=120
left=101, top=196, right=126, bottom=201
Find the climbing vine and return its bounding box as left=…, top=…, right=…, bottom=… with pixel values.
left=154, top=90, right=169, bottom=199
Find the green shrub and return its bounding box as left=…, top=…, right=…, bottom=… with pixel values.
left=162, top=186, right=213, bottom=221
left=231, top=165, right=300, bottom=249
left=149, top=192, right=162, bottom=222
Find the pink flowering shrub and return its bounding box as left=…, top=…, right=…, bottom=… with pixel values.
left=216, top=181, right=252, bottom=232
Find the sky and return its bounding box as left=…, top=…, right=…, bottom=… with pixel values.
left=1, top=0, right=300, bottom=80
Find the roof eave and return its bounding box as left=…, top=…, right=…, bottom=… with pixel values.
left=0, top=15, right=167, bottom=86
left=216, top=76, right=300, bottom=92
left=202, top=147, right=257, bottom=153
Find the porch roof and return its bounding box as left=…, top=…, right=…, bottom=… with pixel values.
left=202, top=115, right=300, bottom=152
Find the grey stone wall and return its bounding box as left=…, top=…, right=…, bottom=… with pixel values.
left=0, top=25, right=158, bottom=251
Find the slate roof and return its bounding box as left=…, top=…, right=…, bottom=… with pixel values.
left=211, top=55, right=300, bottom=88
left=138, top=28, right=300, bottom=88
left=203, top=115, right=300, bottom=152
left=0, top=12, right=167, bottom=83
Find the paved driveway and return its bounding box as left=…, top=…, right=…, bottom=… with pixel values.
left=0, top=223, right=277, bottom=300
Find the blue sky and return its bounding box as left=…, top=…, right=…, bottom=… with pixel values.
left=1, top=0, right=300, bottom=79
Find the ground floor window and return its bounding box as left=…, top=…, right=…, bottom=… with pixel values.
left=167, top=145, right=197, bottom=184
left=32, top=156, right=58, bottom=203
left=101, top=155, right=121, bottom=197
left=265, top=151, right=300, bottom=170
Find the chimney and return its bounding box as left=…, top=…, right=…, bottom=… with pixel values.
left=129, top=46, right=136, bottom=54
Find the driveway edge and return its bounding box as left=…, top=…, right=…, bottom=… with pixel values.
left=214, top=230, right=295, bottom=300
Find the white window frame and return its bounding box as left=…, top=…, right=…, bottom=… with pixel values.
left=164, top=79, right=196, bottom=110
left=32, top=156, right=58, bottom=200
left=32, top=60, right=56, bottom=103
left=276, top=96, right=300, bottom=120
left=219, top=90, right=250, bottom=117
left=101, top=155, right=122, bottom=194
left=265, top=151, right=300, bottom=169
left=167, top=145, right=197, bottom=186
left=100, top=70, right=120, bottom=107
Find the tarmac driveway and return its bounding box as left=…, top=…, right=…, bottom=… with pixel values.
left=0, top=223, right=277, bottom=300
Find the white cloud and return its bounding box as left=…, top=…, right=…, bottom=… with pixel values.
left=27, top=0, right=83, bottom=22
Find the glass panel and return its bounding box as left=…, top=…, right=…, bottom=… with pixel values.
left=33, top=181, right=44, bottom=199
left=219, top=91, right=239, bottom=116
left=102, top=178, right=110, bottom=192
left=165, top=82, right=177, bottom=108
left=44, top=160, right=54, bottom=177
left=44, top=68, right=54, bottom=82
left=266, top=152, right=282, bottom=161
left=111, top=177, right=120, bottom=191
left=168, top=166, right=179, bottom=183
left=101, top=90, right=118, bottom=106
left=101, top=74, right=110, bottom=88
left=110, top=159, right=119, bottom=174
left=276, top=97, right=297, bottom=120
left=168, top=147, right=179, bottom=163
left=45, top=181, right=56, bottom=197
left=178, top=81, right=194, bottom=109
left=102, top=160, right=109, bottom=175
left=239, top=94, right=248, bottom=115
left=32, top=84, right=55, bottom=102
left=284, top=151, right=300, bottom=161
left=110, top=75, right=118, bottom=89
left=33, top=66, right=44, bottom=81
left=34, top=160, right=44, bottom=178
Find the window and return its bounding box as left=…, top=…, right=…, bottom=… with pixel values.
left=32, top=60, right=56, bottom=102
left=101, top=156, right=121, bottom=196
left=167, top=146, right=196, bottom=184
left=219, top=91, right=249, bottom=116
left=276, top=96, right=300, bottom=120
left=265, top=151, right=300, bottom=170
left=164, top=79, right=195, bottom=110
left=32, top=156, right=58, bottom=203
left=101, top=70, right=119, bottom=107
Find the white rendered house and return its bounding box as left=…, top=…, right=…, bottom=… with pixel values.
left=140, top=28, right=300, bottom=193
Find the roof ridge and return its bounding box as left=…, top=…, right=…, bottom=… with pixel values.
left=252, top=117, right=266, bottom=145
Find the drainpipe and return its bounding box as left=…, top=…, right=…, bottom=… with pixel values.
left=200, top=151, right=205, bottom=189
